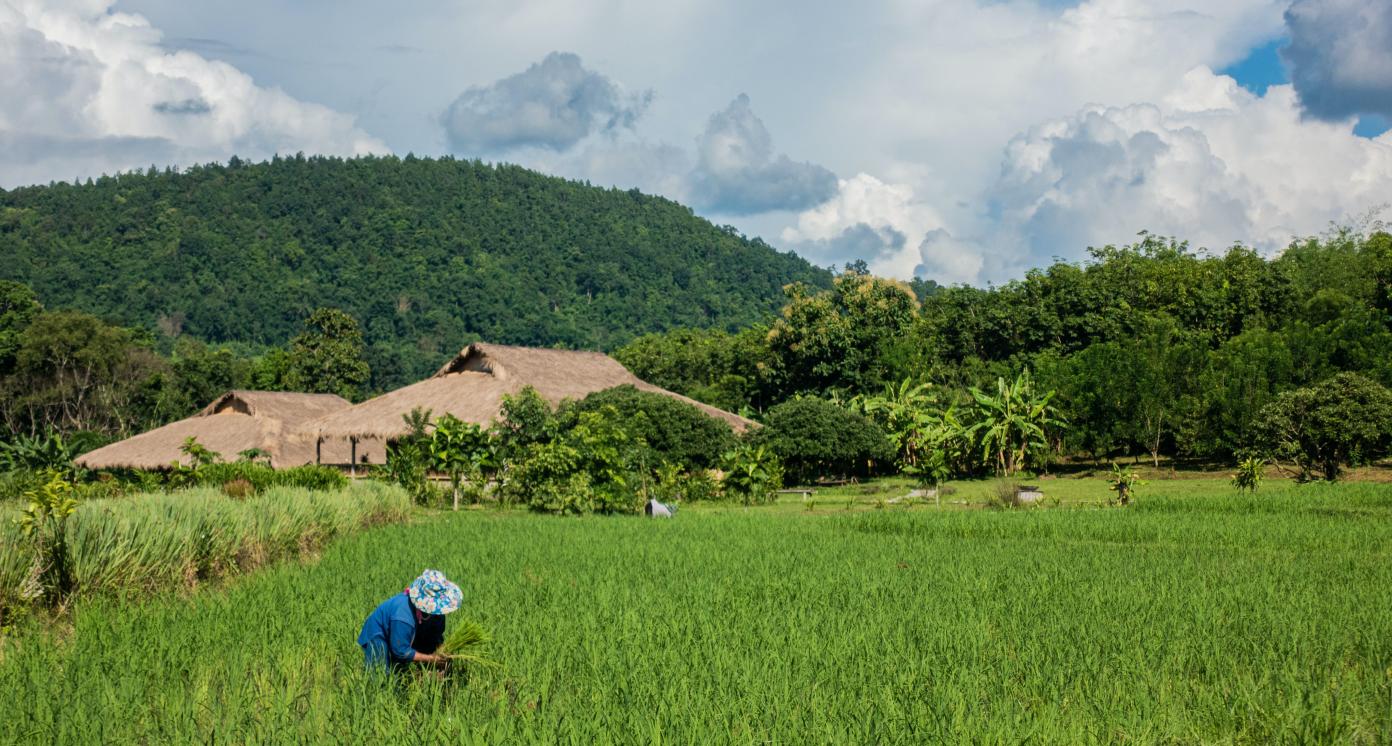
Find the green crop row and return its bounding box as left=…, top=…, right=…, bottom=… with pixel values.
left=0, top=482, right=411, bottom=626
left=3, top=480, right=1390, bottom=742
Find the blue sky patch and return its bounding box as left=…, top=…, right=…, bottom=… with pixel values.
left=1354, top=115, right=1390, bottom=139
left=1219, top=38, right=1288, bottom=96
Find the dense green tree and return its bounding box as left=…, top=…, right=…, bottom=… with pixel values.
left=564, top=385, right=737, bottom=470
left=0, top=281, right=41, bottom=376
left=1254, top=373, right=1392, bottom=481
left=751, top=397, right=892, bottom=484
left=766, top=272, right=918, bottom=396
left=283, top=308, right=371, bottom=400
left=1, top=311, right=169, bottom=435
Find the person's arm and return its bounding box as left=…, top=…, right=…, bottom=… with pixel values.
left=389, top=617, right=448, bottom=667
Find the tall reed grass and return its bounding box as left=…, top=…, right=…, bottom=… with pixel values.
left=1, top=482, right=410, bottom=620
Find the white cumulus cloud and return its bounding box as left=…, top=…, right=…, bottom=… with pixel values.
left=0, top=0, right=384, bottom=187
left=981, top=67, right=1392, bottom=275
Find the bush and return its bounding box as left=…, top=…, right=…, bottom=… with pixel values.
left=503, top=441, right=591, bottom=514
left=184, top=462, right=348, bottom=494
left=499, top=405, right=644, bottom=515
left=751, top=397, right=892, bottom=484
left=565, top=385, right=738, bottom=470
left=1254, top=372, right=1392, bottom=481
left=719, top=444, right=783, bottom=504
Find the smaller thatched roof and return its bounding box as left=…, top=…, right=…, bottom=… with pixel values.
left=76, top=391, right=351, bottom=470
left=298, top=342, right=754, bottom=442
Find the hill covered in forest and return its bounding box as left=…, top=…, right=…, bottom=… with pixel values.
left=0, top=155, right=829, bottom=388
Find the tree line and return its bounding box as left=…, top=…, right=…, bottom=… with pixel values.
left=617, top=228, right=1392, bottom=471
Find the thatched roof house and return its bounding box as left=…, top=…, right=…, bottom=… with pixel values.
left=76, top=390, right=352, bottom=470
left=297, top=343, right=753, bottom=459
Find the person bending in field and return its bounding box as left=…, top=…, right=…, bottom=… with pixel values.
left=358, top=569, right=461, bottom=673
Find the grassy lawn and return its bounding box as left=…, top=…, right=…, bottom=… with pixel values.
left=4, top=479, right=1392, bottom=743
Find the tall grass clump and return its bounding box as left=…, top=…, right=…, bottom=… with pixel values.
left=0, top=522, right=41, bottom=627
left=10, top=482, right=411, bottom=616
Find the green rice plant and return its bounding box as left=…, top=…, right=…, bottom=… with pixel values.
left=2, top=477, right=1391, bottom=743
left=438, top=618, right=499, bottom=672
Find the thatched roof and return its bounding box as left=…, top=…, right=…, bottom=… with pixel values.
left=76, top=391, right=352, bottom=470
left=298, top=342, right=755, bottom=442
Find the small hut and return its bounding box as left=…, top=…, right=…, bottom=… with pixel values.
left=297, top=342, right=754, bottom=466
left=76, top=390, right=352, bottom=471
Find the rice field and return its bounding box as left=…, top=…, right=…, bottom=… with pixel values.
left=3, top=479, right=1392, bottom=743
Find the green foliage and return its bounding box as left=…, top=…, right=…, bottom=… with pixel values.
left=438, top=618, right=498, bottom=672
left=0, top=156, right=827, bottom=392
left=1254, top=372, right=1392, bottom=481
left=859, top=379, right=972, bottom=483
left=766, top=272, right=919, bottom=396
left=565, top=385, right=737, bottom=470
left=492, top=387, right=556, bottom=460
left=719, top=444, right=783, bottom=504
left=380, top=439, right=435, bottom=506
left=503, top=440, right=588, bottom=514
left=497, top=404, right=645, bottom=514
left=0, top=429, right=104, bottom=475
left=1106, top=463, right=1145, bottom=506
left=614, top=326, right=774, bottom=412
left=237, top=448, right=271, bottom=464
left=185, top=461, right=348, bottom=493
left=16, top=470, right=78, bottom=602
left=1232, top=457, right=1265, bottom=494
left=179, top=436, right=222, bottom=467
left=967, top=370, right=1064, bottom=477
left=429, top=414, right=494, bottom=510
left=282, top=308, right=372, bottom=401
left=0, top=280, right=40, bottom=376
left=751, top=397, right=891, bottom=484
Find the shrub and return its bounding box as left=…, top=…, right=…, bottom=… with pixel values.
left=751, top=397, right=892, bottom=484
left=493, top=387, right=555, bottom=460
left=499, top=406, right=644, bottom=515
left=188, top=462, right=347, bottom=493
left=1106, top=463, right=1144, bottom=506
left=1232, top=457, right=1264, bottom=494
left=719, top=444, right=783, bottom=504
left=380, top=439, right=433, bottom=505
left=16, top=471, right=78, bottom=602
left=503, top=441, right=590, bottom=514
left=565, top=385, right=738, bottom=470
left=1254, top=372, right=1392, bottom=481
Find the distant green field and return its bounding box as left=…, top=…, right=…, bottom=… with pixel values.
left=4, top=481, right=1392, bottom=743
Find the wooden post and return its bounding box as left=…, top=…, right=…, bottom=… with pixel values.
left=315, top=437, right=322, bottom=465
left=350, top=437, right=357, bottom=478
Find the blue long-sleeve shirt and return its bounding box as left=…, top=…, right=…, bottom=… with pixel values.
left=358, top=592, right=443, bottom=667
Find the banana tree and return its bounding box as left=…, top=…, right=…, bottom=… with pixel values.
left=430, top=415, right=492, bottom=511
left=719, top=444, right=783, bottom=505
left=967, top=370, right=1065, bottom=477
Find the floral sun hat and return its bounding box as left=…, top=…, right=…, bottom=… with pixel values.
left=407, top=569, right=462, bottom=616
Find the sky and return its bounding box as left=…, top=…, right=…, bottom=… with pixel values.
left=3, top=0, right=1391, bottom=285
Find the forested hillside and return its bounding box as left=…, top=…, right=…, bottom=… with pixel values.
left=0, top=155, right=828, bottom=389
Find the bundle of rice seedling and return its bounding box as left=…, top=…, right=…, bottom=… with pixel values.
left=438, top=618, right=498, bottom=670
